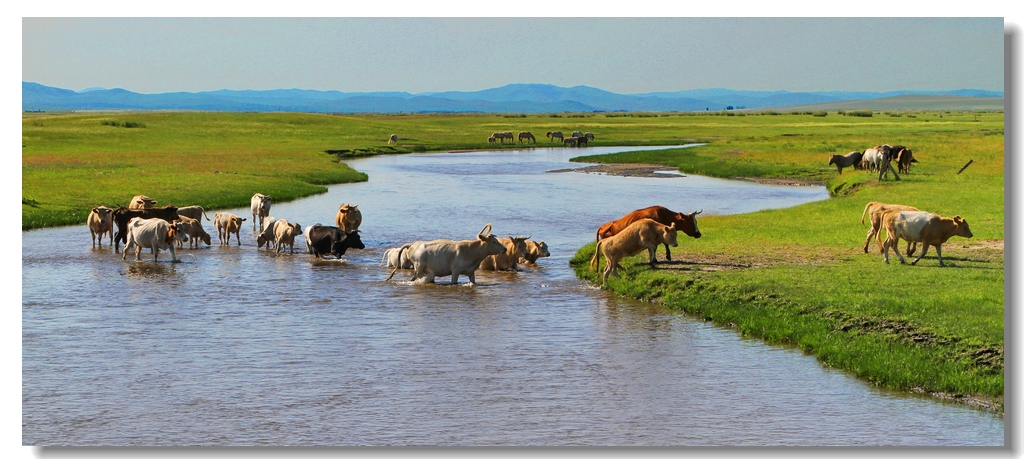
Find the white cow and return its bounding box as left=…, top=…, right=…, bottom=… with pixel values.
left=256, top=216, right=278, bottom=249
left=250, top=193, right=272, bottom=232
left=381, top=244, right=414, bottom=269
left=385, top=224, right=507, bottom=285
left=121, top=217, right=186, bottom=262
left=87, top=206, right=115, bottom=248
left=883, top=211, right=973, bottom=266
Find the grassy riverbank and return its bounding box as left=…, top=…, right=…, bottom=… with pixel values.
left=570, top=111, right=1004, bottom=412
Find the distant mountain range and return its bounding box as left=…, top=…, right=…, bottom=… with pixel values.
left=22, top=82, right=1004, bottom=114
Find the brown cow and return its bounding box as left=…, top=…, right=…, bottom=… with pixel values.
left=882, top=211, right=973, bottom=266
left=520, top=240, right=550, bottom=264
left=591, top=218, right=679, bottom=284
left=176, top=216, right=212, bottom=249
left=215, top=212, right=247, bottom=246
left=335, top=204, right=362, bottom=232
left=479, top=235, right=531, bottom=271
left=87, top=206, right=115, bottom=247
left=128, top=195, right=157, bottom=210
left=596, top=206, right=702, bottom=261
left=861, top=202, right=919, bottom=255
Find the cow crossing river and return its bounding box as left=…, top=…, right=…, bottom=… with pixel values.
left=21, top=146, right=1003, bottom=446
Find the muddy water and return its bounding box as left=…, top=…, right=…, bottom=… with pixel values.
left=22, top=146, right=1003, bottom=446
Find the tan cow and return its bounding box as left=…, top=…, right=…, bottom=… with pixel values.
left=591, top=218, right=678, bottom=284
left=176, top=216, right=212, bottom=249
left=520, top=240, right=551, bottom=264
left=128, top=195, right=157, bottom=210
left=479, top=235, right=531, bottom=271
left=273, top=219, right=302, bottom=253
left=87, top=206, right=115, bottom=247
left=882, top=211, right=973, bottom=266
left=385, top=224, right=507, bottom=285
left=335, top=204, right=362, bottom=232
left=256, top=216, right=278, bottom=249
left=861, top=202, right=919, bottom=254
left=381, top=244, right=414, bottom=269
left=176, top=205, right=212, bottom=222
left=121, top=217, right=186, bottom=262
left=214, top=212, right=247, bottom=246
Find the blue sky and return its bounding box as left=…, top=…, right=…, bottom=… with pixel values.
left=21, top=17, right=1007, bottom=94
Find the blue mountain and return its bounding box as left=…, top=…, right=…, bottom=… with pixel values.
left=22, top=81, right=1003, bottom=114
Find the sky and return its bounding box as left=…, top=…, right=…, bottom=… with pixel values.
left=21, top=16, right=1008, bottom=95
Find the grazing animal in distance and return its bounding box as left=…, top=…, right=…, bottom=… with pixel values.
left=250, top=193, right=272, bottom=232
left=386, top=224, right=507, bottom=285
left=563, top=137, right=577, bottom=147
left=546, top=131, right=564, bottom=142
left=121, top=217, right=186, bottom=262
left=584, top=132, right=595, bottom=141
left=596, top=205, right=702, bottom=262
left=861, top=147, right=883, bottom=172
left=388, top=134, right=398, bottom=144
left=897, top=148, right=918, bottom=174
left=335, top=204, right=362, bottom=232
left=518, top=131, right=536, bottom=144
left=882, top=211, right=973, bottom=266
left=479, top=235, right=531, bottom=271
left=591, top=218, right=679, bottom=284
left=87, top=206, right=115, bottom=248
left=828, top=151, right=863, bottom=174
left=214, top=212, right=246, bottom=246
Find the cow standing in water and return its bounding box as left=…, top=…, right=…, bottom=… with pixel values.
left=596, top=206, right=702, bottom=261
left=251, top=193, right=272, bottom=232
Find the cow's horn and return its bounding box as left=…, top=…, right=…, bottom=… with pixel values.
left=694, top=209, right=703, bottom=215
left=480, top=223, right=492, bottom=237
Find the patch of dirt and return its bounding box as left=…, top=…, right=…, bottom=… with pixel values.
left=548, top=163, right=684, bottom=178
left=733, top=177, right=825, bottom=187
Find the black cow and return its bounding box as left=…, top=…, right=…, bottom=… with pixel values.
left=308, top=225, right=365, bottom=259
left=112, top=205, right=179, bottom=252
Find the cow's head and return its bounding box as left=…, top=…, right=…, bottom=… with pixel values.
left=199, top=231, right=212, bottom=246
left=531, top=241, right=550, bottom=258
left=478, top=224, right=506, bottom=255
left=672, top=210, right=703, bottom=239
left=953, top=216, right=974, bottom=238
left=662, top=222, right=680, bottom=247
left=508, top=235, right=531, bottom=259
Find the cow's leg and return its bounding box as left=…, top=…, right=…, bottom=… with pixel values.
left=648, top=246, right=658, bottom=265
left=910, top=244, right=929, bottom=265
left=864, top=228, right=877, bottom=253
left=169, top=245, right=177, bottom=262
left=663, top=243, right=672, bottom=262
left=907, top=242, right=917, bottom=257
left=934, top=245, right=944, bottom=267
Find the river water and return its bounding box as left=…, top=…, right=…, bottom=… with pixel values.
left=21, top=146, right=1003, bottom=446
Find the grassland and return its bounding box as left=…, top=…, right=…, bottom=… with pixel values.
left=22, top=109, right=1004, bottom=411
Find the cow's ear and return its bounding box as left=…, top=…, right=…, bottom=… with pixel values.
left=954, top=215, right=963, bottom=222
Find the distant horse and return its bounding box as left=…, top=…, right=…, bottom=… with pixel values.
left=518, top=131, right=536, bottom=144
left=584, top=132, right=595, bottom=141
left=546, top=131, right=564, bottom=142
left=563, top=137, right=577, bottom=147
left=388, top=134, right=398, bottom=144
left=828, top=151, right=863, bottom=174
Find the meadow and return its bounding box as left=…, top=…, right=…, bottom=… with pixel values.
left=22, top=110, right=1004, bottom=410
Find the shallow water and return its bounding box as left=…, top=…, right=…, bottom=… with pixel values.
left=22, top=145, right=1003, bottom=446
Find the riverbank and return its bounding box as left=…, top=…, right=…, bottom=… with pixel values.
left=568, top=116, right=1005, bottom=412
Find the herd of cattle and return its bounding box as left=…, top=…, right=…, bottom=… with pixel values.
left=85, top=187, right=973, bottom=284
left=828, top=143, right=918, bottom=180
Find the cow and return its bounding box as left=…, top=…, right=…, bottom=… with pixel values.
left=121, top=217, right=186, bottom=262
left=882, top=211, right=973, bottom=266
left=303, top=223, right=320, bottom=254
left=897, top=148, right=918, bottom=174
left=176, top=205, right=212, bottom=222
left=546, top=131, right=564, bottom=142
left=518, top=131, right=536, bottom=144
left=385, top=224, right=507, bottom=285
left=214, top=212, right=246, bottom=246
left=335, top=204, right=362, bottom=232
left=388, top=134, right=398, bottom=144
left=176, top=216, right=212, bottom=249
left=307, top=225, right=364, bottom=259
left=828, top=151, right=863, bottom=174
left=861, top=202, right=919, bottom=255
left=520, top=240, right=551, bottom=264
left=381, top=244, right=414, bottom=269
left=479, top=235, right=531, bottom=272
left=273, top=219, right=302, bottom=253
left=256, top=216, right=278, bottom=249
left=590, top=218, right=679, bottom=284
left=563, top=137, right=577, bottom=147
left=128, top=195, right=157, bottom=210
left=87, top=206, right=115, bottom=248
left=250, top=193, right=272, bottom=232
left=112, top=205, right=180, bottom=252
left=596, top=206, right=702, bottom=262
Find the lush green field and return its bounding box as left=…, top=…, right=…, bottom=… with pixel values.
left=570, top=110, right=1004, bottom=411
left=22, top=109, right=1004, bottom=411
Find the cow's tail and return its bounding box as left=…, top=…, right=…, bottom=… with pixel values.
left=590, top=240, right=603, bottom=273
left=385, top=246, right=408, bottom=282
left=861, top=202, right=876, bottom=225
left=202, top=209, right=211, bottom=221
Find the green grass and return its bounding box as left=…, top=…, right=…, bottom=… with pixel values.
left=569, top=110, right=1004, bottom=412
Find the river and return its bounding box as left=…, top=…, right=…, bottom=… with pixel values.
left=21, top=145, right=1004, bottom=446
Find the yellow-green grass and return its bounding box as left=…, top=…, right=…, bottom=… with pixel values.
left=570, top=111, right=1004, bottom=411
